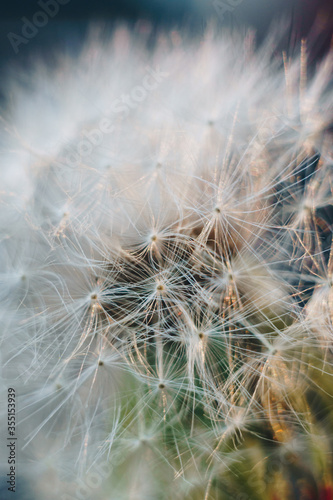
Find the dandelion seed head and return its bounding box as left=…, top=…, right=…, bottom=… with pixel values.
left=0, top=23, right=333, bottom=500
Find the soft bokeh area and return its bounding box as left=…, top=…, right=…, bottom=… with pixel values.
left=0, top=1, right=332, bottom=500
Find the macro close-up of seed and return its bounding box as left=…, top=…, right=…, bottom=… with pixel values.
left=0, top=1, right=333, bottom=499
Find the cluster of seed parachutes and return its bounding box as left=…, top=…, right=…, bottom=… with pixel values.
left=0, top=28, right=333, bottom=500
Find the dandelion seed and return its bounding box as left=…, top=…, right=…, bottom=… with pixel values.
left=0, top=24, right=332, bottom=500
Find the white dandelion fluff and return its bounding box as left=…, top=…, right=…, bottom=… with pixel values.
left=0, top=24, right=333, bottom=499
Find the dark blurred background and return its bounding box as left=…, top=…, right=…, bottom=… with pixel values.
left=0, top=0, right=332, bottom=71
